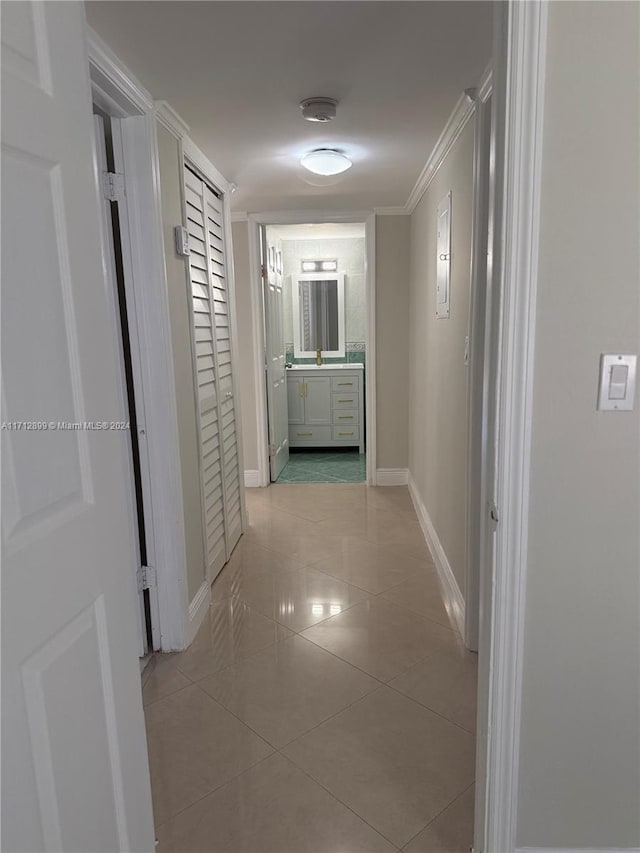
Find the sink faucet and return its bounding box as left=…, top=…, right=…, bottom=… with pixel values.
left=316, top=347, right=323, bottom=366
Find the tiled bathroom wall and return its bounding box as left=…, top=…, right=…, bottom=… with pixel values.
left=282, top=237, right=366, bottom=364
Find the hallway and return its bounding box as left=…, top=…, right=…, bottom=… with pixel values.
left=142, top=484, right=477, bottom=852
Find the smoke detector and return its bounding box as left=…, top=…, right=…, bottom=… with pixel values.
left=300, top=97, right=338, bottom=122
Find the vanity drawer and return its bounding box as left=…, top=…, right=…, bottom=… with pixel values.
left=332, top=426, right=360, bottom=442
left=333, top=409, right=359, bottom=425
left=289, top=425, right=332, bottom=444
left=331, top=376, right=359, bottom=392
left=332, top=392, right=359, bottom=409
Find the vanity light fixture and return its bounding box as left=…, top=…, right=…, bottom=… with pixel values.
left=301, top=259, right=338, bottom=273
left=300, top=149, right=352, bottom=176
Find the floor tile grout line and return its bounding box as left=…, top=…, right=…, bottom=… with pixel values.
left=399, top=780, right=477, bottom=851
left=142, top=679, right=193, bottom=710
left=152, top=750, right=278, bottom=834
left=212, top=574, right=373, bottom=635
left=150, top=483, right=474, bottom=841
left=148, top=669, right=473, bottom=841
left=151, top=583, right=470, bottom=732
left=184, top=589, right=475, bottom=739
left=294, top=628, right=478, bottom=737
left=146, top=590, right=473, bottom=736
left=280, top=570, right=460, bottom=636
left=147, top=682, right=279, bottom=830
left=190, top=647, right=383, bottom=755
left=273, top=700, right=404, bottom=851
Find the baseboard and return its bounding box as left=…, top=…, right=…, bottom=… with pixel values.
left=244, top=469, right=260, bottom=488
left=407, top=473, right=465, bottom=636
left=515, top=848, right=640, bottom=853
left=185, top=580, right=210, bottom=647
left=375, top=468, right=409, bottom=486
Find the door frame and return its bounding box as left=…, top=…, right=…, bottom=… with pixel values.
left=464, top=73, right=493, bottom=652
left=92, top=112, right=151, bottom=657
left=474, top=2, right=548, bottom=850
left=247, top=211, right=376, bottom=486
left=87, top=29, right=191, bottom=651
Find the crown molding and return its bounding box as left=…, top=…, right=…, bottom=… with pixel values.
left=231, top=211, right=249, bottom=223
left=183, top=135, right=229, bottom=194
left=87, top=27, right=153, bottom=115
left=406, top=92, right=476, bottom=214
left=373, top=206, right=409, bottom=216
left=403, top=62, right=493, bottom=215
left=478, top=62, right=494, bottom=102
left=154, top=100, right=190, bottom=140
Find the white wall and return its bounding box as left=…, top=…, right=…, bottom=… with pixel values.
left=408, top=120, right=475, bottom=596
left=516, top=3, right=640, bottom=848
left=376, top=216, right=410, bottom=470
left=232, top=220, right=260, bottom=474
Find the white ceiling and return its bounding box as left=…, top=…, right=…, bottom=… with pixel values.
left=86, top=1, right=493, bottom=212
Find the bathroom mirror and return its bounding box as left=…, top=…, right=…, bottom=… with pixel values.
left=292, top=273, right=345, bottom=359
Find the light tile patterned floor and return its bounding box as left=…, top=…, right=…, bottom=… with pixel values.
left=276, top=450, right=367, bottom=483
left=143, top=484, right=477, bottom=852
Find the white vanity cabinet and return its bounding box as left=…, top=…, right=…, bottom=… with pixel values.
left=286, top=367, right=364, bottom=452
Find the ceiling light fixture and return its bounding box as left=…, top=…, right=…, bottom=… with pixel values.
left=300, top=149, right=352, bottom=176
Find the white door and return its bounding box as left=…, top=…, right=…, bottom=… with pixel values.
left=184, top=165, right=227, bottom=583
left=262, top=229, right=289, bottom=481
left=205, top=182, right=243, bottom=553
left=184, top=164, right=243, bottom=571
left=1, top=3, right=155, bottom=851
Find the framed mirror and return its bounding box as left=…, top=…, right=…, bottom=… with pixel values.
left=292, top=272, right=345, bottom=359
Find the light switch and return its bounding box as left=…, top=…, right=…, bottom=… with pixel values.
left=597, top=354, right=637, bottom=411
left=608, top=364, right=628, bottom=400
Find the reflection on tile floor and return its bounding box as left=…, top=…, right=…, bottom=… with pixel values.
left=144, top=484, right=478, bottom=853
left=276, top=449, right=366, bottom=483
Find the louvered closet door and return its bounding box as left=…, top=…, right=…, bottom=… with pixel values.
left=184, top=164, right=243, bottom=582
left=203, top=183, right=243, bottom=553
left=184, top=166, right=226, bottom=582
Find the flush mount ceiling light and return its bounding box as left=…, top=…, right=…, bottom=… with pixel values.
left=300, top=149, right=352, bottom=176
left=299, top=97, right=338, bottom=122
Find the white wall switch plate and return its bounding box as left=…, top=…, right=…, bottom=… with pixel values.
left=174, top=225, right=190, bottom=257
left=597, top=354, right=637, bottom=411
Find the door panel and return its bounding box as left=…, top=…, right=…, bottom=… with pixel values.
left=184, top=166, right=243, bottom=568
left=287, top=376, right=305, bottom=424
left=263, top=229, right=289, bottom=481
left=305, top=377, right=332, bottom=424
left=204, top=183, right=242, bottom=555
left=1, top=3, right=155, bottom=850
left=184, top=166, right=226, bottom=582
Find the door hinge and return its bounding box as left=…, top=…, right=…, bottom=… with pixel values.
left=261, top=264, right=267, bottom=279
left=102, top=170, right=125, bottom=202
left=137, top=564, right=157, bottom=593
left=269, top=444, right=276, bottom=458
left=488, top=501, right=500, bottom=529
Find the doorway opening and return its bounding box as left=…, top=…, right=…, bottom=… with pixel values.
left=261, top=222, right=368, bottom=485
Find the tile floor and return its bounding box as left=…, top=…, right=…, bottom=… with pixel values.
left=276, top=450, right=367, bottom=483
left=142, top=483, right=478, bottom=852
